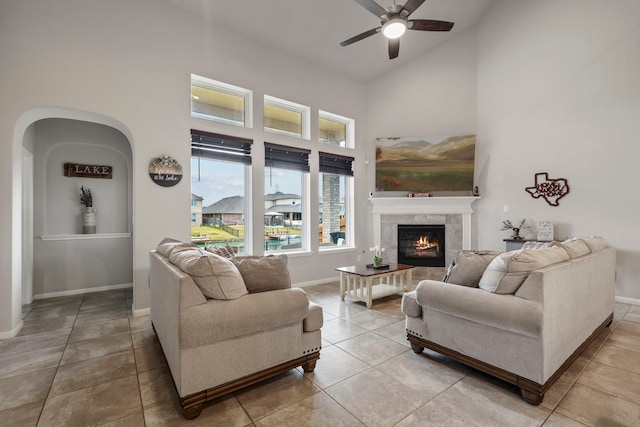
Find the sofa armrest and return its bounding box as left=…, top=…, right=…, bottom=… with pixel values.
left=304, top=302, right=323, bottom=332
left=401, top=291, right=422, bottom=318
left=179, top=287, right=310, bottom=349
left=415, top=280, right=542, bottom=338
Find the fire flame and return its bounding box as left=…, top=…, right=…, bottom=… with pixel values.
left=415, top=236, right=439, bottom=252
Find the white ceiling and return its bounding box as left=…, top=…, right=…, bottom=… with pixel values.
left=162, top=0, right=496, bottom=82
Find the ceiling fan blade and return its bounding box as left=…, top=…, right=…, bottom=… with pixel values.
left=409, top=19, right=455, bottom=32
left=354, top=0, right=387, bottom=18
left=402, top=0, right=426, bottom=17
left=340, top=27, right=381, bottom=47
left=388, top=38, right=400, bottom=59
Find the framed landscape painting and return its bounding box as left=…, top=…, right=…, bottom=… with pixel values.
left=375, top=134, right=476, bottom=192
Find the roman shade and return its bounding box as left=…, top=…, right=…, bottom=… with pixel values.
left=191, top=129, right=252, bottom=165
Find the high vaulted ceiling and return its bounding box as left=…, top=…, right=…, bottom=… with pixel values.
left=161, top=0, right=496, bottom=82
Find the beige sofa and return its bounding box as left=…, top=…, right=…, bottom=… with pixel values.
left=149, top=239, right=322, bottom=419
left=402, top=237, right=615, bottom=405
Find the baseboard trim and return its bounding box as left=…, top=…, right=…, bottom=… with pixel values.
left=0, top=320, right=24, bottom=339
left=616, top=296, right=640, bottom=306
left=132, top=305, right=150, bottom=317
left=33, top=283, right=133, bottom=300
left=293, top=276, right=339, bottom=288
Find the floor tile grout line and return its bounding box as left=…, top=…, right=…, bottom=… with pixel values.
left=34, top=292, right=83, bottom=426
left=128, top=313, right=149, bottom=427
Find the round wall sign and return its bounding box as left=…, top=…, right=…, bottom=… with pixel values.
left=148, top=155, right=182, bottom=187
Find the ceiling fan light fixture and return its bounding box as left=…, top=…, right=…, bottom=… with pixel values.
left=382, top=19, right=406, bottom=39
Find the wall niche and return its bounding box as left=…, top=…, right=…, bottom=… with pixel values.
left=31, top=118, right=133, bottom=297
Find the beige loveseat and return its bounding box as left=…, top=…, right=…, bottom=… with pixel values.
left=402, top=237, right=615, bottom=405
left=149, top=239, right=322, bottom=419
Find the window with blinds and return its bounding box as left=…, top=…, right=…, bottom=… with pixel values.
left=190, top=129, right=251, bottom=254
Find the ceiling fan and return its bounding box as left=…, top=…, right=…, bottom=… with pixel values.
left=340, top=0, right=454, bottom=59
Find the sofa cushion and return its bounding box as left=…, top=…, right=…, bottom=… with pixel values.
left=230, top=255, right=291, bottom=293
left=156, top=237, right=197, bottom=258
left=169, top=248, right=248, bottom=300
left=205, top=245, right=236, bottom=259
left=416, top=280, right=542, bottom=338
left=179, top=288, right=310, bottom=348
left=443, top=250, right=502, bottom=287
left=479, top=246, right=569, bottom=294
left=582, top=236, right=610, bottom=253
left=552, top=239, right=591, bottom=259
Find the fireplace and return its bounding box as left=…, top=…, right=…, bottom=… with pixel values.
left=397, top=224, right=446, bottom=267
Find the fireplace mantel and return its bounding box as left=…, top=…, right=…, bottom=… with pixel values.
left=369, top=197, right=480, bottom=250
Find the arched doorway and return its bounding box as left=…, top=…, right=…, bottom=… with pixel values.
left=12, top=108, right=134, bottom=331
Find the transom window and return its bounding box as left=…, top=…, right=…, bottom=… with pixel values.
left=191, top=74, right=252, bottom=128
left=319, top=111, right=354, bottom=148
left=264, top=95, right=310, bottom=139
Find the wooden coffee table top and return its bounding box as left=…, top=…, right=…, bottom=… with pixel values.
left=335, top=263, right=414, bottom=277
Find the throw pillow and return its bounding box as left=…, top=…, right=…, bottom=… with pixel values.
left=205, top=245, right=236, bottom=259
left=156, top=237, right=196, bottom=258
left=230, top=255, right=291, bottom=293
left=521, top=241, right=552, bottom=250
left=551, top=239, right=591, bottom=259
left=479, top=246, right=570, bottom=294
left=170, top=248, right=248, bottom=300
left=582, top=236, right=610, bottom=253
left=443, top=250, right=502, bottom=287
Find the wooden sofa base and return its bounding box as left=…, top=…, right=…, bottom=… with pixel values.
left=179, top=352, right=320, bottom=419
left=407, top=313, right=613, bottom=405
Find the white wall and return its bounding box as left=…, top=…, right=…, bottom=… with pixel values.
left=0, top=0, right=368, bottom=335
left=475, top=0, right=640, bottom=301
left=367, top=0, right=640, bottom=302
left=365, top=27, right=480, bottom=250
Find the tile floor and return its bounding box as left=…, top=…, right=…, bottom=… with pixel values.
left=1, top=283, right=640, bottom=426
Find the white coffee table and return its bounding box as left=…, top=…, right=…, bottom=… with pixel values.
left=336, top=263, right=414, bottom=308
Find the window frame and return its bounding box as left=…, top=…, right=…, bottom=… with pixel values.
left=191, top=74, right=253, bottom=128
left=318, top=110, right=355, bottom=148
left=264, top=95, right=310, bottom=140
left=318, top=152, right=354, bottom=251
left=263, top=143, right=311, bottom=254
left=190, top=130, right=253, bottom=254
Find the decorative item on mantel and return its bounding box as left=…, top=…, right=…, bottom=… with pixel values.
left=80, top=186, right=97, bottom=234
left=501, top=219, right=529, bottom=240
left=367, top=246, right=388, bottom=269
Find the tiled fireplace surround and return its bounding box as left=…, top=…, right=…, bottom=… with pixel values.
left=370, top=197, right=478, bottom=282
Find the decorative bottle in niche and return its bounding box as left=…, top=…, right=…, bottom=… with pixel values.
left=80, top=186, right=97, bottom=234
left=82, top=207, right=97, bottom=234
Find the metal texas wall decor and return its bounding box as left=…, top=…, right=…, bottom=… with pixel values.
left=525, top=172, right=570, bottom=206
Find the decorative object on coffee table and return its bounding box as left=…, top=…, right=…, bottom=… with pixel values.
left=370, top=245, right=385, bottom=267
left=80, top=186, right=97, bottom=234
left=501, top=219, right=528, bottom=240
